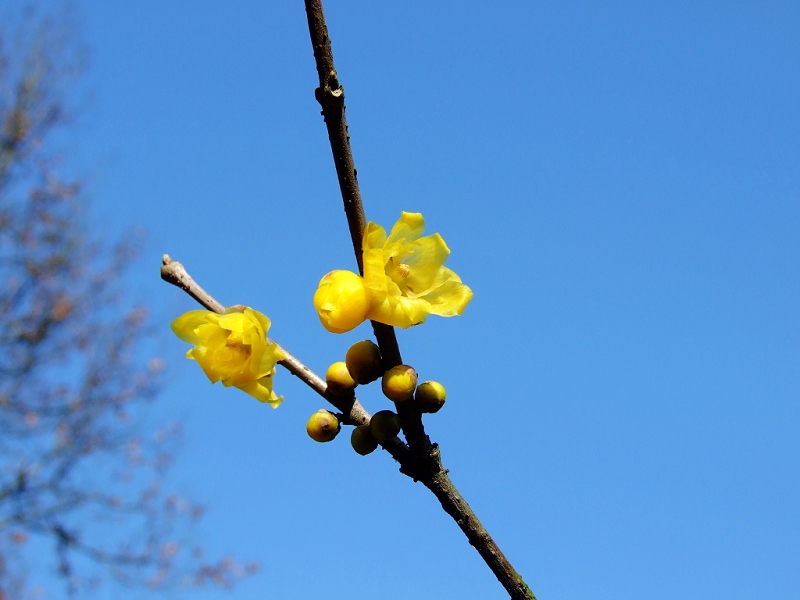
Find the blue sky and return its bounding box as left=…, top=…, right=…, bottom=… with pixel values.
left=45, top=1, right=800, bottom=598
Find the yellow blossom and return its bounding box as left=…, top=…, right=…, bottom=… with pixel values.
left=313, top=270, right=369, bottom=333
left=170, top=307, right=285, bottom=407
left=362, top=212, right=473, bottom=328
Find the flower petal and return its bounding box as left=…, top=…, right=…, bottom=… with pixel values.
left=386, top=212, right=425, bottom=245
left=363, top=221, right=387, bottom=252
left=170, top=310, right=213, bottom=344
left=237, top=376, right=283, bottom=408
left=404, top=233, right=450, bottom=292
left=424, top=274, right=474, bottom=316
left=366, top=291, right=430, bottom=329
left=216, top=311, right=253, bottom=334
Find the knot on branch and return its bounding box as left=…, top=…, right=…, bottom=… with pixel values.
left=315, top=71, right=345, bottom=110
left=399, top=443, right=444, bottom=482
left=324, top=69, right=341, bottom=91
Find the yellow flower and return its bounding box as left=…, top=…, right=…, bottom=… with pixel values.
left=313, top=270, right=370, bottom=333
left=170, top=307, right=285, bottom=407
left=362, top=212, right=473, bottom=328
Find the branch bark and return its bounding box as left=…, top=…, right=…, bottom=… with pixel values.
left=301, top=2, right=536, bottom=598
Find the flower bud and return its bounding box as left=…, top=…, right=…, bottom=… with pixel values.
left=313, top=270, right=369, bottom=333
left=350, top=425, right=379, bottom=455
left=381, top=365, right=418, bottom=403
left=345, top=340, right=383, bottom=384
left=325, top=361, right=356, bottom=395
left=369, top=410, right=401, bottom=441
left=306, top=409, right=341, bottom=443
left=414, top=380, right=447, bottom=413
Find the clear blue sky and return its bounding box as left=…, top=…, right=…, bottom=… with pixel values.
left=60, top=1, right=800, bottom=598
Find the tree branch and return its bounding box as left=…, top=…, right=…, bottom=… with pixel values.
left=160, top=255, right=409, bottom=463
left=301, top=2, right=536, bottom=598
left=302, top=0, right=431, bottom=453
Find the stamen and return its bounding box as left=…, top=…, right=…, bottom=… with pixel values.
left=395, top=263, right=410, bottom=279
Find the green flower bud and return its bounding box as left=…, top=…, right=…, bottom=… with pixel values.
left=381, top=365, right=418, bottom=403
left=325, top=361, right=356, bottom=395
left=415, top=380, right=447, bottom=413
left=345, top=340, right=383, bottom=384
left=350, top=425, right=379, bottom=455
left=306, top=409, right=341, bottom=443
left=369, top=409, right=401, bottom=441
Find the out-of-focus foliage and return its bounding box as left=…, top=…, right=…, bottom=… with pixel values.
left=0, top=6, right=255, bottom=596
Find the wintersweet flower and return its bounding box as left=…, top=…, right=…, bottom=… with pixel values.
left=170, top=307, right=285, bottom=407
left=362, top=212, right=473, bottom=328
left=313, top=269, right=369, bottom=333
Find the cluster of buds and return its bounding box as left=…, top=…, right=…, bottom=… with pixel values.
left=305, top=339, right=447, bottom=455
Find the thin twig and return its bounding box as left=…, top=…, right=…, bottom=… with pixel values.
left=160, top=255, right=225, bottom=314
left=160, top=254, right=409, bottom=462
left=301, top=2, right=536, bottom=598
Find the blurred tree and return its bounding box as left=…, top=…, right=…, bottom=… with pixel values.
left=0, top=6, right=255, bottom=597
